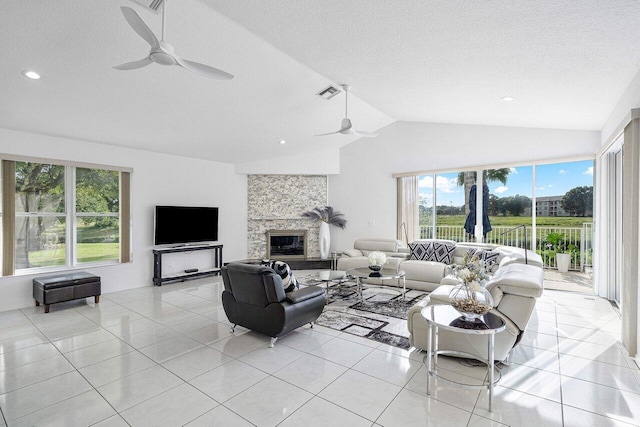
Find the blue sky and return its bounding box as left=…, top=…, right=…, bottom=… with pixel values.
left=418, top=159, right=594, bottom=207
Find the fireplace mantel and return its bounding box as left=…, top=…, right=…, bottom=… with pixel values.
left=250, top=217, right=302, bottom=220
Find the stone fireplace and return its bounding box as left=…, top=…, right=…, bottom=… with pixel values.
left=247, top=175, right=327, bottom=259
left=266, top=230, right=307, bottom=260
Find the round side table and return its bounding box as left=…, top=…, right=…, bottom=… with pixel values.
left=421, top=304, right=506, bottom=412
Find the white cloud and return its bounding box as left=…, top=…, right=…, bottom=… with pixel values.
left=419, top=175, right=459, bottom=193
left=494, top=186, right=509, bottom=194
left=547, top=184, right=553, bottom=188
left=538, top=187, right=546, bottom=191
left=509, top=167, right=518, bottom=174
left=438, top=177, right=459, bottom=193
left=558, top=169, right=567, bottom=174
left=418, top=176, right=433, bottom=188
left=584, top=166, right=594, bottom=176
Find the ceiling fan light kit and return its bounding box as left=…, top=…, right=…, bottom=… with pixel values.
left=316, top=84, right=377, bottom=138
left=114, top=1, right=233, bottom=80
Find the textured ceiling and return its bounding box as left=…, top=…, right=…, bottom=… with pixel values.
left=2, top=0, right=640, bottom=165
left=206, top=0, right=640, bottom=130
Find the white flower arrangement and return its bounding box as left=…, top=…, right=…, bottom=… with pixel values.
left=449, top=253, right=491, bottom=317
left=367, top=251, right=387, bottom=267
left=451, top=253, right=487, bottom=287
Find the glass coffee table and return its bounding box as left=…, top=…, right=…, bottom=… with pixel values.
left=346, top=268, right=406, bottom=301
left=312, top=270, right=349, bottom=299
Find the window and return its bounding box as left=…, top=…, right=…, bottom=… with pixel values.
left=75, top=168, right=120, bottom=264
left=2, top=159, right=131, bottom=276
left=403, top=158, right=594, bottom=273
left=15, top=163, right=66, bottom=269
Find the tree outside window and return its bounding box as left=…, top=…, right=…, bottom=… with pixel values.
left=76, top=168, right=120, bottom=263
left=11, top=162, right=121, bottom=271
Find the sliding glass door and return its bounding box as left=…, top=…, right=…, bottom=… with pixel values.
left=415, top=159, right=594, bottom=273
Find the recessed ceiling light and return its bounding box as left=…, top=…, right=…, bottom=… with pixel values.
left=501, top=96, right=515, bottom=102
left=22, top=70, right=40, bottom=80
left=279, top=140, right=286, bottom=145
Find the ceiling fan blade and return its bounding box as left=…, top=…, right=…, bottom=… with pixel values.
left=315, top=130, right=342, bottom=136
left=120, top=6, right=159, bottom=49
left=352, top=130, right=378, bottom=138
left=113, top=57, right=153, bottom=70
left=176, top=57, right=234, bottom=80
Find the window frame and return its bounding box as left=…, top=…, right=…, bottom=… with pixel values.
left=2, top=158, right=131, bottom=276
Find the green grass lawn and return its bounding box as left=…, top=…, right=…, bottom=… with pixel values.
left=428, top=215, right=592, bottom=227
left=26, top=243, right=119, bottom=267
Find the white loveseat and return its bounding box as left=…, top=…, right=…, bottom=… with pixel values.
left=337, top=238, right=542, bottom=292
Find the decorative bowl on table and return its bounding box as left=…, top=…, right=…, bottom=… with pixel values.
left=367, top=251, right=387, bottom=273
left=449, top=283, right=493, bottom=321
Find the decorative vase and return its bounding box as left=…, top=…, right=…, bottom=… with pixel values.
left=556, top=253, right=570, bottom=273
left=319, top=221, right=330, bottom=260
left=369, top=264, right=382, bottom=272
left=449, top=283, right=494, bottom=321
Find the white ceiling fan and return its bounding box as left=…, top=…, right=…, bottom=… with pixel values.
left=316, top=84, right=377, bottom=138
left=114, top=1, right=234, bottom=80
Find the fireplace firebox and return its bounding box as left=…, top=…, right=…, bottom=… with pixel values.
left=266, top=230, right=307, bottom=260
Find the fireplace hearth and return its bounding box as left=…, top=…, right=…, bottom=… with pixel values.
left=266, top=230, right=307, bottom=260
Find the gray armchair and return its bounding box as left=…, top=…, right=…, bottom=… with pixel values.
left=221, top=263, right=326, bottom=347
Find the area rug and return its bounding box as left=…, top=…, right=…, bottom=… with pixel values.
left=305, top=280, right=429, bottom=350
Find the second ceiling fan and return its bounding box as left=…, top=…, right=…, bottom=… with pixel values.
left=316, top=84, right=377, bottom=138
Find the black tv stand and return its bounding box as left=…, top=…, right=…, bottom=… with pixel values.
left=153, top=244, right=223, bottom=286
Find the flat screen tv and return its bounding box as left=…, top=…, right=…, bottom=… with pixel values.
left=154, top=206, right=219, bottom=246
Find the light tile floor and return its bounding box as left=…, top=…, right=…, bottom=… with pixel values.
left=0, top=276, right=639, bottom=426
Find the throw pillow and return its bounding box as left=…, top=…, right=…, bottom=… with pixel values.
left=409, top=242, right=432, bottom=260
left=466, top=248, right=500, bottom=266
left=263, top=260, right=299, bottom=292
left=426, top=242, right=456, bottom=264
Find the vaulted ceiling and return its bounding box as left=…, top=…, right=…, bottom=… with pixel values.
left=2, top=0, right=640, bottom=164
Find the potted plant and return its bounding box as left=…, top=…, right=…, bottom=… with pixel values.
left=302, top=206, right=347, bottom=260
left=546, top=232, right=570, bottom=273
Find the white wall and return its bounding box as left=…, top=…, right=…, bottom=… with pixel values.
left=601, top=68, right=640, bottom=146
left=0, top=128, right=247, bottom=312
left=235, top=148, right=340, bottom=175
left=329, top=121, right=601, bottom=252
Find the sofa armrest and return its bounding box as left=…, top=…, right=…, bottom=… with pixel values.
left=287, top=286, right=325, bottom=304
left=406, top=297, right=430, bottom=332
left=486, top=263, right=544, bottom=298
left=342, top=249, right=363, bottom=257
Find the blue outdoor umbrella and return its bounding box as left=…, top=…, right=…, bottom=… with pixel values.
left=464, top=184, right=492, bottom=237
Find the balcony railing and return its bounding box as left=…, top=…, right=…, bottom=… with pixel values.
left=419, top=223, right=594, bottom=271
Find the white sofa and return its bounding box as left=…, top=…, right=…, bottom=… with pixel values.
left=407, top=262, right=544, bottom=362
left=337, top=238, right=542, bottom=292
left=337, top=237, right=545, bottom=362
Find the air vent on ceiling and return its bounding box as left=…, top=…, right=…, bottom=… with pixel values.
left=130, top=0, right=164, bottom=12
left=316, top=85, right=341, bottom=100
